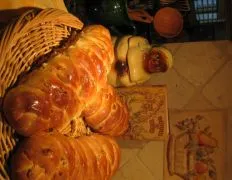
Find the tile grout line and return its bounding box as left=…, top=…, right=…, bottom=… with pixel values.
left=168, top=43, right=182, bottom=56
left=181, top=90, right=218, bottom=110
left=200, top=59, right=229, bottom=108
left=117, top=159, right=131, bottom=172
left=113, top=162, right=129, bottom=180
left=172, top=54, right=229, bottom=93
left=172, top=58, right=229, bottom=109
left=198, top=60, right=230, bottom=109
left=135, top=154, right=156, bottom=178
left=199, top=59, right=229, bottom=93
left=172, top=67, right=198, bottom=89
left=200, top=93, right=220, bottom=109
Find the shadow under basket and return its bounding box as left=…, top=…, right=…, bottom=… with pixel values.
left=0, top=8, right=84, bottom=180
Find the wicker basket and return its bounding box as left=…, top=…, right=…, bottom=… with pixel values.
left=0, top=8, right=84, bottom=180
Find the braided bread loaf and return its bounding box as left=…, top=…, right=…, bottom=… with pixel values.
left=83, top=84, right=129, bottom=136
left=11, top=132, right=120, bottom=180
left=3, top=25, right=129, bottom=137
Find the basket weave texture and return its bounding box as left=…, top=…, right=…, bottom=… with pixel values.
left=0, top=8, right=83, bottom=180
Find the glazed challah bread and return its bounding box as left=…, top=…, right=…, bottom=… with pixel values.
left=83, top=84, right=129, bottom=136
left=0, top=8, right=129, bottom=180
left=3, top=25, right=129, bottom=137
left=11, top=132, right=120, bottom=180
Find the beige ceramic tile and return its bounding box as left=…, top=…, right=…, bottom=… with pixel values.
left=112, top=156, right=154, bottom=180
left=116, top=139, right=147, bottom=149
left=212, top=40, right=230, bottom=54
left=203, top=61, right=232, bottom=108
left=173, top=41, right=226, bottom=87
left=145, top=68, right=195, bottom=109
left=226, top=110, right=232, bottom=179
left=137, top=141, right=165, bottom=179
left=116, top=139, right=147, bottom=167
left=212, top=40, right=232, bottom=60
left=163, top=43, right=182, bottom=56
left=118, top=147, right=140, bottom=168
left=183, top=91, right=216, bottom=110
left=227, top=43, right=232, bottom=59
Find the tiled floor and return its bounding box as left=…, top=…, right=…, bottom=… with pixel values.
left=113, top=40, right=232, bottom=180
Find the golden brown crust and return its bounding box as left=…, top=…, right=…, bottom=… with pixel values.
left=84, top=85, right=129, bottom=136
left=3, top=25, right=129, bottom=137
left=10, top=133, right=120, bottom=180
